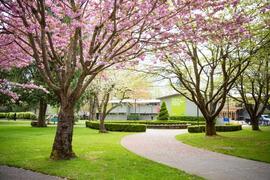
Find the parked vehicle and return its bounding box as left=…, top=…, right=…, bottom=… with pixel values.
left=260, top=114, right=270, bottom=125
left=46, top=114, right=59, bottom=124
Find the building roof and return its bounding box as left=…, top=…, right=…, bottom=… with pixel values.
left=109, top=99, right=160, bottom=104
left=157, top=93, right=180, bottom=99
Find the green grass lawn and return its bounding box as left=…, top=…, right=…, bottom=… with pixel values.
left=176, top=127, right=270, bottom=163
left=0, top=120, right=200, bottom=180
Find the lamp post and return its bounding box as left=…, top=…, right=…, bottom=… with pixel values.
left=197, top=105, right=199, bottom=127
left=227, top=96, right=230, bottom=121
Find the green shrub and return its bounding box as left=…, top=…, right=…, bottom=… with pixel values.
left=188, top=125, right=242, bottom=133
left=170, top=116, right=205, bottom=121
left=157, top=102, right=169, bottom=120
left=147, top=124, right=188, bottom=129
left=0, top=113, right=7, bottom=118
left=127, top=114, right=140, bottom=120
left=2, top=112, right=37, bottom=120
left=85, top=121, right=146, bottom=132
left=188, top=126, right=206, bottom=133
left=215, top=125, right=242, bottom=132
left=106, top=120, right=205, bottom=125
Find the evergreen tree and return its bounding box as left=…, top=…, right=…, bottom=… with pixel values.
left=157, top=102, right=169, bottom=120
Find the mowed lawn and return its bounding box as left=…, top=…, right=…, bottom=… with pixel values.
left=176, top=127, right=270, bottom=163
left=0, top=120, right=200, bottom=180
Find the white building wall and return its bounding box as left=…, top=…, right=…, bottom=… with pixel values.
left=186, top=100, right=203, bottom=116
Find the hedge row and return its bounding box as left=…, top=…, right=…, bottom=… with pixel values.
left=0, top=112, right=37, bottom=120
left=85, top=121, right=146, bottom=132
left=169, top=116, right=205, bottom=121
left=147, top=124, right=188, bottom=129
left=188, top=125, right=242, bottom=133
left=106, top=120, right=205, bottom=125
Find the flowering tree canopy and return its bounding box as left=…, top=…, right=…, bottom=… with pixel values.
left=0, top=0, right=178, bottom=100
left=153, top=0, right=270, bottom=136
left=0, top=0, right=181, bottom=159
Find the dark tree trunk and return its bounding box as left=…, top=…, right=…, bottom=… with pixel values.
left=99, top=114, right=107, bottom=133
left=251, top=116, right=260, bottom=131
left=37, top=99, right=47, bottom=127
left=205, top=118, right=216, bottom=136
left=89, top=96, right=97, bottom=121
left=50, top=102, right=76, bottom=160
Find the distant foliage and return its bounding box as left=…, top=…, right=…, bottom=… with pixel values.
left=0, top=112, right=37, bottom=120
left=170, top=116, right=205, bottom=121
left=157, top=102, right=169, bottom=120
left=127, top=114, right=140, bottom=120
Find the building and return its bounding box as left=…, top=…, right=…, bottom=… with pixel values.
left=157, top=94, right=203, bottom=117
left=105, top=99, right=160, bottom=120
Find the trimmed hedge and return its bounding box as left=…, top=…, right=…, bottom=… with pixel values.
left=0, top=113, right=6, bottom=118
left=147, top=124, right=188, bottom=129
left=85, top=121, right=146, bottom=132
left=188, top=125, right=242, bottom=133
left=106, top=120, right=205, bottom=126
left=170, top=116, right=205, bottom=121
left=127, top=114, right=140, bottom=120
left=0, top=112, right=37, bottom=120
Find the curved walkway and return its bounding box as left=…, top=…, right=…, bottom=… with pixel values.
left=121, top=129, right=270, bottom=180
left=0, top=166, right=64, bottom=180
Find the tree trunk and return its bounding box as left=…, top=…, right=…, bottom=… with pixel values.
left=37, top=99, right=47, bottom=127
left=99, top=114, right=107, bottom=133
left=205, top=118, right=216, bottom=136
left=50, top=102, right=76, bottom=160
left=89, top=96, right=96, bottom=120
left=251, top=116, right=260, bottom=131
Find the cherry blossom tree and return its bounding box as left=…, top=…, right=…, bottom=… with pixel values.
left=0, top=0, right=178, bottom=159
left=154, top=0, right=270, bottom=136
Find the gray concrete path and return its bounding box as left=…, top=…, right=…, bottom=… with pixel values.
left=0, top=166, right=64, bottom=180
left=121, top=129, right=270, bottom=180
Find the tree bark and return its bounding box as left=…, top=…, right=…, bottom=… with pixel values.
left=251, top=116, right=260, bottom=131
left=89, top=96, right=97, bottom=120
left=99, top=114, right=107, bottom=133
left=37, top=99, right=47, bottom=127
left=50, top=102, right=76, bottom=160
left=205, top=118, right=216, bottom=136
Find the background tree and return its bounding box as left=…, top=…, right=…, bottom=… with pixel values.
left=153, top=0, right=269, bottom=136
left=82, top=72, right=131, bottom=132
left=0, top=65, right=58, bottom=127
left=232, top=44, right=270, bottom=131
left=157, top=102, right=169, bottom=120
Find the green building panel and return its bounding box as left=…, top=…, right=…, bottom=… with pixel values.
left=170, top=96, right=186, bottom=116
